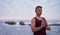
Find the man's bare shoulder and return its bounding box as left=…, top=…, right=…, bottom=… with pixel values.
left=42, top=17, right=46, bottom=20
left=31, top=17, right=35, bottom=21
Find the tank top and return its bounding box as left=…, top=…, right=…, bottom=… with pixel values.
left=34, top=17, right=46, bottom=35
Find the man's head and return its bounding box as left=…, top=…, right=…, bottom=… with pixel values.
left=35, top=6, right=42, bottom=16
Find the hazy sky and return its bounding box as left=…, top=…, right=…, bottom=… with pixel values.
left=0, top=0, right=60, bottom=20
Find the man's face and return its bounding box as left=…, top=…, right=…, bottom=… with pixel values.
left=35, top=8, right=42, bottom=15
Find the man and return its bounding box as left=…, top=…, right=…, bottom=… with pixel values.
left=31, top=6, right=51, bottom=35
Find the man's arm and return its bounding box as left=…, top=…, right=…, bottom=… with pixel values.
left=42, top=17, right=51, bottom=30
left=31, top=18, right=43, bottom=32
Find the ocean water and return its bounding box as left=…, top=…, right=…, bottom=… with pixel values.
left=0, top=22, right=60, bottom=35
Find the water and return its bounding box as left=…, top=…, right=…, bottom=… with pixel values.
left=0, top=22, right=33, bottom=35
left=46, top=26, right=60, bottom=35
left=0, top=22, right=60, bottom=35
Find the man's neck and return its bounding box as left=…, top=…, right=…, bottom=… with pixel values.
left=36, top=14, right=41, bottom=16
left=36, top=15, right=41, bottom=18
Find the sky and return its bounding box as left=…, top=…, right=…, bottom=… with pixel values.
left=0, top=0, right=60, bottom=20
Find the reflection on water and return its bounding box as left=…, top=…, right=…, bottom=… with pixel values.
left=0, top=22, right=60, bottom=35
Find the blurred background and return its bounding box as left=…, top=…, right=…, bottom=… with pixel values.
left=0, top=0, right=60, bottom=35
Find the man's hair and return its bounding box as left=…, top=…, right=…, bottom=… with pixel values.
left=35, top=6, right=42, bottom=10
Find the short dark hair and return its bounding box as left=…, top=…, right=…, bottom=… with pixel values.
left=35, top=6, right=42, bottom=10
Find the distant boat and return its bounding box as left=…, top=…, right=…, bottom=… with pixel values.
left=19, top=21, right=25, bottom=25
left=5, top=21, right=16, bottom=25
left=28, top=24, right=31, bottom=26
left=50, top=24, right=60, bottom=26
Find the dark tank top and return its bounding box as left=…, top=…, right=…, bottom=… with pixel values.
left=34, top=17, right=46, bottom=35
